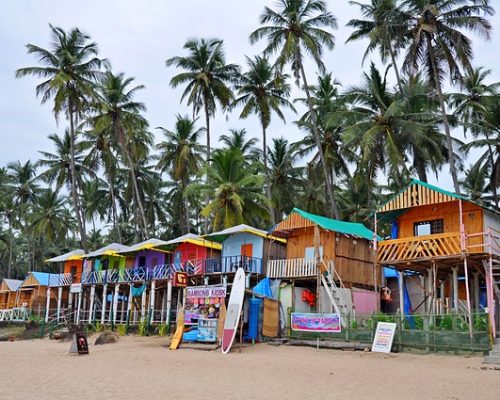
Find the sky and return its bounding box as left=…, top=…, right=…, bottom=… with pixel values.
left=1, top=0, right=499, bottom=191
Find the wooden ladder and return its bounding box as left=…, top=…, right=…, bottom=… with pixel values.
left=319, top=260, right=349, bottom=327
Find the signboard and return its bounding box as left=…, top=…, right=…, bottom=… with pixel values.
left=291, top=313, right=341, bottom=333
left=173, top=272, right=188, bottom=287
left=371, top=322, right=397, bottom=353
left=70, top=283, right=82, bottom=294
left=197, top=318, right=218, bottom=342
left=69, top=332, right=89, bottom=355
left=187, top=286, right=227, bottom=300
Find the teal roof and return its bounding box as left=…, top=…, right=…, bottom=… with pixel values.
left=288, top=208, right=378, bottom=241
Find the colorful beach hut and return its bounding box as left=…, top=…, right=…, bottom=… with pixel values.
left=16, top=272, right=55, bottom=317
left=163, top=234, right=222, bottom=276
left=203, top=224, right=286, bottom=275
left=0, top=279, right=22, bottom=309
left=375, top=179, right=500, bottom=335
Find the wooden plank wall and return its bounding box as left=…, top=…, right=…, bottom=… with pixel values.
left=285, top=227, right=335, bottom=259
left=263, top=239, right=286, bottom=261
left=380, top=184, right=457, bottom=212
left=396, top=201, right=483, bottom=240
left=334, top=235, right=377, bottom=287
left=275, top=212, right=315, bottom=234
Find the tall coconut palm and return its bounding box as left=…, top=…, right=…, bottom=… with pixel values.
left=156, top=115, right=204, bottom=233
left=233, top=55, right=295, bottom=222
left=219, top=129, right=260, bottom=162
left=346, top=0, right=408, bottom=91
left=16, top=24, right=106, bottom=251
left=166, top=38, right=240, bottom=165
left=250, top=0, right=340, bottom=219
left=199, top=149, right=267, bottom=231
left=401, top=0, right=494, bottom=193
left=90, top=70, right=150, bottom=238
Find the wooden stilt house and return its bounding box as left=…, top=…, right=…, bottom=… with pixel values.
left=0, top=279, right=22, bottom=309
left=375, top=179, right=500, bottom=336
left=203, top=224, right=286, bottom=275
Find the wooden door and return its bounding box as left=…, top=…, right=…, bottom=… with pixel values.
left=241, top=243, right=253, bottom=258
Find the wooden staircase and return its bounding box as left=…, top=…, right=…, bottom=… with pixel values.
left=319, top=260, right=349, bottom=327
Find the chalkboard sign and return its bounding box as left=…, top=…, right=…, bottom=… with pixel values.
left=69, top=332, right=89, bottom=355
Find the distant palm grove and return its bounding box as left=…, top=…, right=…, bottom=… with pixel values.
left=1, top=0, right=498, bottom=279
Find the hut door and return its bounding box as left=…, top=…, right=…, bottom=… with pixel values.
left=305, top=246, right=323, bottom=260
left=241, top=243, right=253, bottom=259
left=138, top=256, right=146, bottom=267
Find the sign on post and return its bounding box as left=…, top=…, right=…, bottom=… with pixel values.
left=291, top=313, right=341, bottom=333
left=173, top=272, right=188, bottom=287
left=371, top=322, right=397, bottom=353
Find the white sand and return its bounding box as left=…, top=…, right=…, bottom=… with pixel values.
left=0, top=335, right=499, bottom=400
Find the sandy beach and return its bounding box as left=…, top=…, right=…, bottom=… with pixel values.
left=0, top=336, right=499, bottom=400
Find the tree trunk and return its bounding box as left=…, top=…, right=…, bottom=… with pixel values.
left=389, top=43, right=403, bottom=93
left=485, top=132, right=499, bottom=207
left=7, top=218, right=13, bottom=278
left=299, top=63, right=341, bottom=219
left=427, top=36, right=461, bottom=193
left=108, top=170, right=122, bottom=243
left=262, top=125, right=276, bottom=225
left=203, top=101, right=211, bottom=233
left=124, top=146, right=148, bottom=239
left=68, top=102, right=89, bottom=252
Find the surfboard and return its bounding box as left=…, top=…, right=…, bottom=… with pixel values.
left=221, top=268, right=245, bottom=354
left=169, top=306, right=184, bottom=350
left=217, top=301, right=227, bottom=346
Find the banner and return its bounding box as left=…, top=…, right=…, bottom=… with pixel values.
left=187, top=286, right=227, bottom=299
left=291, top=313, right=341, bottom=333
left=371, top=322, right=397, bottom=353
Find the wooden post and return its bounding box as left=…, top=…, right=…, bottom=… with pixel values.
left=113, top=284, right=120, bottom=324
left=314, top=225, right=321, bottom=312
left=44, top=287, right=51, bottom=323
left=426, top=268, right=433, bottom=314
left=160, top=289, right=166, bottom=324
left=89, top=285, right=96, bottom=323
left=463, top=258, right=473, bottom=338
left=459, top=199, right=465, bottom=251
left=127, top=283, right=133, bottom=323
left=473, top=272, right=480, bottom=311
left=76, top=291, right=82, bottom=324
left=101, top=284, right=108, bottom=324
left=398, top=271, right=405, bottom=323
left=440, top=281, right=445, bottom=315
left=166, top=280, right=173, bottom=325
left=150, top=280, right=156, bottom=324
left=56, top=286, right=62, bottom=323
left=452, top=267, right=459, bottom=312
left=120, top=288, right=126, bottom=323
left=141, top=285, right=147, bottom=322
left=373, top=211, right=378, bottom=292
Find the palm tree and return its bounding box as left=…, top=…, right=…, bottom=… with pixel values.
left=156, top=115, right=204, bottom=233
left=250, top=0, right=340, bottom=219
left=233, top=55, right=295, bottom=221
left=166, top=38, right=240, bottom=165
left=90, top=70, right=150, bottom=238
left=199, top=149, right=267, bottom=231
left=219, top=129, right=259, bottom=162
left=346, top=0, right=408, bottom=91
left=16, top=24, right=107, bottom=251
left=268, top=137, right=302, bottom=222
left=0, top=169, right=16, bottom=278
left=401, top=0, right=494, bottom=193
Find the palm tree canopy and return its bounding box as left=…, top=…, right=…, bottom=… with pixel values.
left=250, top=0, right=337, bottom=79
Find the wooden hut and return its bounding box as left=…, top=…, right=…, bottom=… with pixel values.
left=0, top=279, right=22, bottom=309
left=375, top=179, right=500, bottom=335
left=16, top=272, right=56, bottom=317
left=163, top=234, right=222, bottom=276
left=203, top=224, right=286, bottom=275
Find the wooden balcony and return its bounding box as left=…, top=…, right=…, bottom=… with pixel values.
left=267, top=258, right=317, bottom=278
left=377, top=231, right=500, bottom=266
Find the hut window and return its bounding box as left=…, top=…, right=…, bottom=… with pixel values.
left=414, top=219, right=444, bottom=236
left=70, top=266, right=77, bottom=280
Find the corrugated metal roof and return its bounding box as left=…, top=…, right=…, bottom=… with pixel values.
left=46, top=249, right=85, bottom=262
left=116, top=238, right=171, bottom=254
left=1, top=279, right=22, bottom=291
left=162, top=233, right=222, bottom=250
left=85, top=243, right=130, bottom=258
left=204, top=224, right=286, bottom=243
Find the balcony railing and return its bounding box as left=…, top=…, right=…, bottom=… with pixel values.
left=267, top=258, right=317, bottom=278
left=48, top=273, right=73, bottom=287
left=378, top=230, right=500, bottom=265
left=204, top=255, right=263, bottom=274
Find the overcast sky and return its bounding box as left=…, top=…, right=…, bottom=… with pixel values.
left=1, top=1, right=499, bottom=190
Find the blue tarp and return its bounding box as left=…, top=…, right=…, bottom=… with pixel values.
left=253, top=278, right=272, bottom=298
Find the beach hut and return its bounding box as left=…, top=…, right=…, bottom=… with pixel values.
left=203, top=224, right=286, bottom=275
left=0, top=279, right=22, bottom=309
left=16, top=272, right=56, bottom=318
left=268, top=208, right=378, bottom=317
left=163, top=234, right=222, bottom=276
left=375, top=179, right=500, bottom=335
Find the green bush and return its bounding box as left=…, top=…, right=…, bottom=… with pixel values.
left=137, top=320, right=148, bottom=336
left=116, top=324, right=127, bottom=336
left=156, top=324, right=169, bottom=337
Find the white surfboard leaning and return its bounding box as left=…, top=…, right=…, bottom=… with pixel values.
left=221, top=267, right=246, bottom=354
